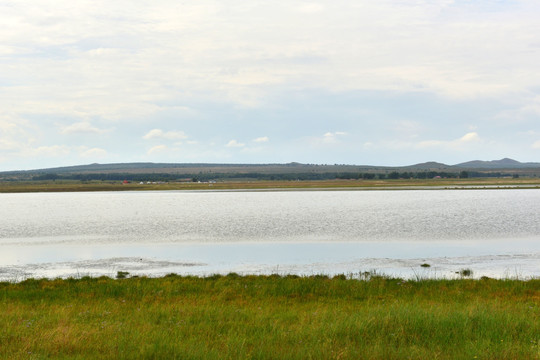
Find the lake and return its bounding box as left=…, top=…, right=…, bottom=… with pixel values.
left=1, top=189, right=539, bottom=280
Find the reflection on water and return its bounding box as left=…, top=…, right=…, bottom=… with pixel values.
left=0, top=189, right=539, bottom=280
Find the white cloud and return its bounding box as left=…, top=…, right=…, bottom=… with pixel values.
left=0, top=138, right=22, bottom=151
left=532, top=140, right=540, bottom=149
left=495, top=95, right=540, bottom=123
left=143, top=129, right=188, bottom=141
left=322, top=131, right=347, bottom=143
left=226, top=140, right=245, bottom=148
left=148, top=145, right=167, bottom=154
left=0, top=118, right=17, bottom=132
left=363, top=142, right=374, bottom=149
left=253, top=136, right=269, bottom=143
left=416, top=132, right=481, bottom=150
left=80, top=148, right=107, bottom=158
left=297, top=3, right=325, bottom=14
left=459, top=132, right=480, bottom=143
left=390, top=121, right=424, bottom=140
left=23, top=145, right=70, bottom=158
left=2, top=0, right=538, bottom=124
left=61, top=122, right=108, bottom=135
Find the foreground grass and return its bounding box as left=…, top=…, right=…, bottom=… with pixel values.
left=1, top=275, right=538, bottom=359
left=2, top=177, right=540, bottom=193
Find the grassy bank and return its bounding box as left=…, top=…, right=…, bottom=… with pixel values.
left=1, top=177, right=540, bottom=193
left=1, top=274, right=538, bottom=359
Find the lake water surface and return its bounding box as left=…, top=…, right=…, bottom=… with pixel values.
left=1, top=189, right=539, bottom=280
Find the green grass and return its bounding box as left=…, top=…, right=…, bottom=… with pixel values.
left=1, top=274, right=539, bottom=359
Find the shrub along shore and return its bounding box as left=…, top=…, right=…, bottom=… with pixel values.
left=1, top=274, right=539, bottom=359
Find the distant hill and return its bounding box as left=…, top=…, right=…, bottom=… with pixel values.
left=19, top=162, right=381, bottom=175
left=403, top=161, right=451, bottom=170
left=24, top=162, right=270, bottom=174
left=455, top=158, right=540, bottom=169
left=1, top=158, right=539, bottom=181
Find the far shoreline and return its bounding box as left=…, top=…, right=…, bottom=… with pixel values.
left=2, top=177, right=540, bottom=193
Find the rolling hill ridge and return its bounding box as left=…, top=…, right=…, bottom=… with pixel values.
left=1, top=158, right=539, bottom=181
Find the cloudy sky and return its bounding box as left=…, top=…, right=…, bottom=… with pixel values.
left=1, top=0, right=540, bottom=171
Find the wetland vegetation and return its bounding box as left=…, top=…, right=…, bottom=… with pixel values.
left=1, top=274, right=539, bottom=359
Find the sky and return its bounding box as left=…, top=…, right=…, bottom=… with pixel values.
left=1, top=0, right=540, bottom=171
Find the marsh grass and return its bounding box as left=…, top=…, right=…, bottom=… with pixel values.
left=0, top=275, right=539, bottom=359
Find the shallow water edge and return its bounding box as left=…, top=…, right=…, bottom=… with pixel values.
left=2, top=239, right=539, bottom=281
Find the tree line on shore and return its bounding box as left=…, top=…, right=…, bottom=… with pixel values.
left=25, top=170, right=524, bottom=182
